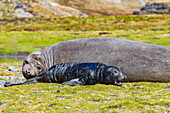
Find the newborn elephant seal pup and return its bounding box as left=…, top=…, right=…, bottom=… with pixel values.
left=22, top=37, right=170, bottom=82
left=4, top=63, right=126, bottom=87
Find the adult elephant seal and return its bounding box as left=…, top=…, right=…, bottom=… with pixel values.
left=22, top=37, right=170, bottom=82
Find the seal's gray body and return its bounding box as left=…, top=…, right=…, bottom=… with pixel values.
left=22, top=37, right=170, bottom=82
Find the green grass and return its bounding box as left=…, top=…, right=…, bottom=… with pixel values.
left=0, top=15, right=170, bottom=55
left=0, top=26, right=169, bottom=55
left=0, top=81, right=169, bottom=112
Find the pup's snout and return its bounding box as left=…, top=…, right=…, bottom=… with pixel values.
left=124, top=75, right=127, bottom=81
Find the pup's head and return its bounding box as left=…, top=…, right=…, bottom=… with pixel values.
left=22, top=54, right=45, bottom=79
left=104, top=66, right=127, bottom=86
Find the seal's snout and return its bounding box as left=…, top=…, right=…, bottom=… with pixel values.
left=117, top=72, right=127, bottom=82
left=25, top=70, right=30, bottom=74
left=23, top=67, right=31, bottom=75
left=23, top=69, right=31, bottom=79
left=22, top=64, right=35, bottom=79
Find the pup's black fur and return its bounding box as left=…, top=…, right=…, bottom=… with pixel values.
left=4, top=63, right=126, bottom=87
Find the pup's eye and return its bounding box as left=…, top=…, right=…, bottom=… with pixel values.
left=37, top=66, right=41, bottom=70
left=113, top=70, right=118, bottom=75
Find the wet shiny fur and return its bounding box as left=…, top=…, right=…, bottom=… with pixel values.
left=5, top=63, right=126, bottom=87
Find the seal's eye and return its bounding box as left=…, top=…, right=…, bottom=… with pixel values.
left=113, top=70, right=118, bottom=75
left=37, top=66, right=41, bottom=70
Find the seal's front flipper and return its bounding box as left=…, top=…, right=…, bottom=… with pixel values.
left=62, top=76, right=88, bottom=86
left=4, top=77, right=39, bottom=87
left=4, top=82, right=25, bottom=87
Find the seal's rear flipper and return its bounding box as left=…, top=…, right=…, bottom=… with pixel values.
left=62, top=76, right=88, bottom=86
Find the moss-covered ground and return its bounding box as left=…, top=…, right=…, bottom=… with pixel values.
left=0, top=15, right=170, bottom=112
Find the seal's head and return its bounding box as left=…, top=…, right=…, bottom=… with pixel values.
left=22, top=54, right=45, bottom=79
left=104, top=66, right=127, bottom=86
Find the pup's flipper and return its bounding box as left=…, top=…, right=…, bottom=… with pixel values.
left=4, top=77, right=39, bottom=87
left=62, top=76, right=88, bottom=86
left=4, top=82, right=24, bottom=87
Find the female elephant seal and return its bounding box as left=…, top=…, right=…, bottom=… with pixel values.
left=5, top=63, right=126, bottom=87
left=22, top=37, right=170, bottom=82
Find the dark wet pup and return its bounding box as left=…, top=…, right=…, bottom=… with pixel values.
left=4, top=63, right=126, bottom=87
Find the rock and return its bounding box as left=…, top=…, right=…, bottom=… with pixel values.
left=12, top=0, right=87, bottom=17
left=14, top=8, right=34, bottom=18
left=48, top=1, right=87, bottom=17
left=0, top=103, right=7, bottom=108
left=133, top=2, right=170, bottom=15
left=163, top=86, right=170, bottom=89
left=165, top=105, right=170, bottom=111
left=15, top=3, right=25, bottom=9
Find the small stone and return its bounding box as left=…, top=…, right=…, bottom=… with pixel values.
left=23, top=101, right=30, bottom=104
left=72, top=92, right=76, bottom=94
left=109, top=95, right=118, bottom=97
left=109, top=106, right=121, bottom=109
left=65, top=106, right=71, bottom=109
left=132, top=92, right=138, bottom=94
left=135, top=96, right=140, bottom=98
left=0, top=103, right=7, bottom=108
left=49, top=104, right=58, bottom=107
left=131, top=84, right=140, bottom=87
left=163, top=86, right=170, bottom=89
left=92, top=99, right=100, bottom=102
left=165, top=105, right=170, bottom=111
left=137, top=87, right=143, bottom=90
left=5, top=93, right=11, bottom=95
left=57, top=86, right=67, bottom=89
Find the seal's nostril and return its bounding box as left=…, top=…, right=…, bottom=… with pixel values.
left=26, top=70, right=30, bottom=74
